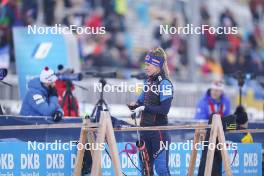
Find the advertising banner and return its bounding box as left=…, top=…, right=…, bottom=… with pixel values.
left=0, top=142, right=261, bottom=176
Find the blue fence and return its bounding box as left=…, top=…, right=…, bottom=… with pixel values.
left=0, top=141, right=262, bottom=176
left=0, top=116, right=263, bottom=175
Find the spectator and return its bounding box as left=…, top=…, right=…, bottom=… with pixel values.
left=199, top=50, right=223, bottom=79
left=43, top=0, right=56, bottom=25
left=221, top=49, right=237, bottom=75
left=219, top=9, right=237, bottom=27
left=195, top=80, right=231, bottom=120
left=249, top=0, right=264, bottom=23
left=85, top=8, right=104, bottom=28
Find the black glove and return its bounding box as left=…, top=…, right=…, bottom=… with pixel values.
left=48, top=86, right=58, bottom=97
left=127, top=104, right=139, bottom=111
left=53, top=110, right=63, bottom=122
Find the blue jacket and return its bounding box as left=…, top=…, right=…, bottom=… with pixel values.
left=195, top=89, right=231, bottom=120
left=137, top=79, right=173, bottom=115
left=20, top=77, right=62, bottom=116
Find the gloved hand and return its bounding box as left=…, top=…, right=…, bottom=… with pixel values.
left=131, top=106, right=145, bottom=119
left=53, top=110, right=63, bottom=122
left=127, top=103, right=139, bottom=111
left=48, top=86, right=58, bottom=97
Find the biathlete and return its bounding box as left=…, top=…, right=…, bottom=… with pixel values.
left=129, top=47, right=173, bottom=176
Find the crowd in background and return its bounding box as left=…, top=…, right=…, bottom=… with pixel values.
left=198, top=3, right=264, bottom=82
left=0, top=0, right=132, bottom=70
left=0, top=0, right=264, bottom=83
left=149, top=1, right=264, bottom=83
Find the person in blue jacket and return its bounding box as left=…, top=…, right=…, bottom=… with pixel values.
left=20, top=67, right=63, bottom=121
left=129, top=47, right=173, bottom=176
left=196, top=80, right=231, bottom=176
left=195, top=80, right=231, bottom=120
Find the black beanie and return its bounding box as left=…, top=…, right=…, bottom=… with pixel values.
left=235, top=106, right=248, bottom=125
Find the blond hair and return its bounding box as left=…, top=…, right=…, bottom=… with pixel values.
left=148, top=47, right=170, bottom=79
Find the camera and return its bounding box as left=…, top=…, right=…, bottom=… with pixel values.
left=233, top=71, right=255, bottom=87
left=56, top=65, right=83, bottom=81
left=86, top=71, right=117, bottom=78
left=131, top=72, right=147, bottom=80
left=232, top=70, right=255, bottom=106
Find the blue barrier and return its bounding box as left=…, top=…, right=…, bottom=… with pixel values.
left=0, top=141, right=262, bottom=176
left=0, top=116, right=263, bottom=175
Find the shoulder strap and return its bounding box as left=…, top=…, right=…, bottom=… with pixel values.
left=208, top=99, right=224, bottom=117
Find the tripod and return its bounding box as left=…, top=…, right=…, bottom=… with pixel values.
left=238, top=83, right=243, bottom=106
left=61, top=81, right=79, bottom=116
left=233, top=71, right=246, bottom=106
left=81, top=78, right=110, bottom=175
left=90, top=78, right=109, bottom=122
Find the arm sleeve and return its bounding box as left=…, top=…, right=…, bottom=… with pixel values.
left=145, top=98, right=173, bottom=115
left=194, top=99, right=208, bottom=120
left=159, top=80, right=173, bottom=102
left=28, top=92, right=61, bottom=116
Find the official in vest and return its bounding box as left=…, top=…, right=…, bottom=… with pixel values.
left=195, top=80, right=231, bottom=120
